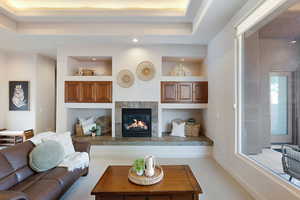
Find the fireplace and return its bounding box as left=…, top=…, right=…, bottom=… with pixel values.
left=122, top=108, right=152, bottom=137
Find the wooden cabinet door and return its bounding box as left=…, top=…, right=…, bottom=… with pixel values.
left=81, top=82, right=95, bottom=102
left=94, top=81, right=112, bottom=103
left=177, top=82, right=193, bottom=103
left=161, top=82, right=178, bottom=103
left=193, top=82, right=208, bottom=103
left=65, top=81, right=81, bottom=102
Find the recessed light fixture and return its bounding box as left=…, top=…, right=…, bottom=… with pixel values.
left=132, top=38, right=139, bottom=43
left=91, top=57, right=97, bottom=61
left=289, top=40, right=297, bottom=44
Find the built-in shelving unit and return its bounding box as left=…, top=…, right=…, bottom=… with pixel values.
left=67, top=56, right=112, bottom=77
left=161, top=57, right=206, bottom=77
left=60, top=53, right=208, bottom=138
left=64, top=56, right=114, bottom=137
left=159, top=56, right=208, bottom=137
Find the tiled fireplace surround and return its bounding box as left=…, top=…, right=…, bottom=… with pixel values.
left=115, top=101, right=158, bottom=138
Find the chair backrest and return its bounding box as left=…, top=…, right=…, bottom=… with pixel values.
left=282, top=145, right=300, bottom=175
left=0, top=141, right=35, bottom=190
left=24, top=129, right=34, bottom=140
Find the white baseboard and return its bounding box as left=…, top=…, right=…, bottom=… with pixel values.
left=91, top=145, right=212, bottom=158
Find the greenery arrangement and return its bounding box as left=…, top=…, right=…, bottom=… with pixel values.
left=89, top=126, right=99, bottom=134
left=133, top=159, right=145, bottom=172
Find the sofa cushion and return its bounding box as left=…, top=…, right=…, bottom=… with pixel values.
left=10, top=173, right=47, bottom=192
left=0, top=141, right=35, bottom=188
left=0, top=153, right=17, bottom=190
left=23, top=179, right=62, bottom=200
left=42, top=167, right=82, bottom=191
left=29, top=141, right=65, bottom=172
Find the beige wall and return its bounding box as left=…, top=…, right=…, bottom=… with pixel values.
left=0, top=51, right=56, bottom=132
left=207, top=0, right=300, bottom=199
left=5, top=53, right=37, bottom=130
left=36, top=55, right=56, bottom=133
left=0, top=50, right=7, bottom=128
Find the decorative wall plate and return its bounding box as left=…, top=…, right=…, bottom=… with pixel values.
left=117, top=69, right=135, bottom=88
left=136, top=61, right=155, bottom=81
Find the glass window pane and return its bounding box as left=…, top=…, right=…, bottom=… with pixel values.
left=270, top=75, right=288, bottom=135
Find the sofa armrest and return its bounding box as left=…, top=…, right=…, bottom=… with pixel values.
left=73, top=140, right=91, bottom=155
left=72, top=140, right=91, bottom=176
left=0, top=191, right=30, bottom=200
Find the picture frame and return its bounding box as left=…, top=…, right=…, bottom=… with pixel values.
left=9, top=81, right=30, bottom=111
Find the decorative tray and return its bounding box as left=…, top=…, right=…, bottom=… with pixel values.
left=128, top=166, right=164, bottom=186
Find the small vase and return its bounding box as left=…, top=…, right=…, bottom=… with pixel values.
left=136, top=169, right=144, bottom=176
left=92, top=132, right=96, bottom=137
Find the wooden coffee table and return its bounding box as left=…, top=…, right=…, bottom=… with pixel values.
left=91, top=165, right=202, bottom=200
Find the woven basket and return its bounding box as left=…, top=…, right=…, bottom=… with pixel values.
left=185, top=123, right=200, bottom=137
left=128, top=166, right=164, bottom=186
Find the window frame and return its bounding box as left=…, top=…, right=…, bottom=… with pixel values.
left=234, top=0, right=300, bottom=190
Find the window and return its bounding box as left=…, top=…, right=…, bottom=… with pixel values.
left=237, top=0, right=300, bottom=187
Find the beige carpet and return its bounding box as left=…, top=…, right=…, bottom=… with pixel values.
left=61, top=153, right=254, bottom=200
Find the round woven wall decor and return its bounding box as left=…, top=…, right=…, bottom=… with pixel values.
left=117, top=69, right=135, bottom=88
left=136, top=61, right=155, bottom=81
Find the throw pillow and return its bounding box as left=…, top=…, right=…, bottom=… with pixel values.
left=78, top=116, right=95, bottom=127
left=42, top=132, right=75, bottom=157
left=171, top=121, right=186, bottom=137
left=29, top=140, right=65, bottom=172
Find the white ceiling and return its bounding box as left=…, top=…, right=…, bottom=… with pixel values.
left=0, top=0, right=248, bottom=58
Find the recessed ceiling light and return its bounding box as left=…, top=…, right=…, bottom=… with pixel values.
left=289, top=40, right=297, bottom=44
left=132, top=38, right=139, bottom=43
left=91, top=57, right=97, bottom=61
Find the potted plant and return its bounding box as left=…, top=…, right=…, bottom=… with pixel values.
left=133, top=159, right=145, bottom=176
left=89, top=126, right=99, bottom=137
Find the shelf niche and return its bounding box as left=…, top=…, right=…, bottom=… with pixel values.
left=67, top=56, right=112, bottom=77
left=162, top=57, right=206, bottom=77
left=161, top=109, right=206, bottom=136
left=67, top=108, right=112, bottom=136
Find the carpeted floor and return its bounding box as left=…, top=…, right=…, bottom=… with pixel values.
left=61, top=153, right=254, bottom=200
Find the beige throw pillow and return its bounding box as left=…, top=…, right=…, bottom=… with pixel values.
left=171, top=121, right=186, bottom=137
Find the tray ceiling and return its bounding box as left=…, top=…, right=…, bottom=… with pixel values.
left=3, top=0, right=189, bottom=11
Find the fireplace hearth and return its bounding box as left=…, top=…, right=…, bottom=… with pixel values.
left=122, top=108, right=152, bottom=137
